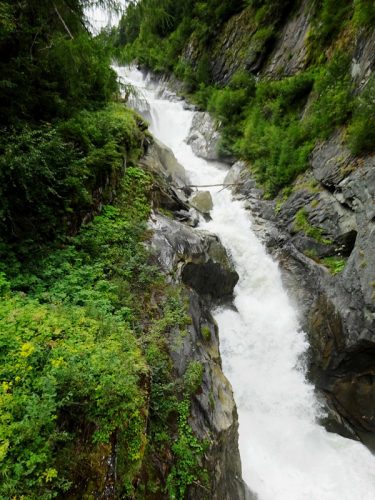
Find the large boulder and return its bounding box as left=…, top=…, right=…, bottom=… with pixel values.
left=189, top=190, right=213, bottom=214
left=151, top=214, right=239, bottom=300
left=141, top=137, right=188, bottom=187
left=186, top=112, right=222, bottom=161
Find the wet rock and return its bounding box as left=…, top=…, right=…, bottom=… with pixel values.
left=149, top=201, right=247, bottom=497
left=291, top=234, right=336, bottom=258
left=140, top=137, right=205, bottom=228
left=183, top=101, right=199, bottom=111
left=311, top=131, right=354, bottom=189
left=186, top=112, right=222, bottom=161
left=168, top=290, right=251, bottom=499
left=143, top=138, right=188, bottom=187
left=151, top=214, right=239, bottom=300
left=189, top=190, right=213, bottom=214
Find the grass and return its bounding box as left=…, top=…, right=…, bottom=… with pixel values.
left=294, top=208, right=332, bottom=245
left=321, top=256, right=347, bottom=275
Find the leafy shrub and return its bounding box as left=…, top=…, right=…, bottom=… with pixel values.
left=307, top=0, right=353, bottom=59
left=0, top=105, right=146, bottom=245
left=307, top=52, right=352, bottom=139
left=166, top=399, right=207, bottom=499
left=208, top=87, right=248, bottom=122
left=348, top=75, right=375, bottom=154
left=228, top=69, right=256, bottom=96
left=0, top=292, right=147, bottom=498
left=321, top=256, right=346, bottom=274
left=201, top=325, right=211, bottom=342
left=1, top=10, right=117, bottom=124
left=353, top=0, right=375, bottom=27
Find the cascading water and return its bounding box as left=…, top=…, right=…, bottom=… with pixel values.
left=116, top=66, right=375, bottom=500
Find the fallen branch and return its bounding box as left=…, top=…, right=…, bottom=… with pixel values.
left=54, top=3, right=74, bottom=39
left=185, top=182, right=244, bottom=188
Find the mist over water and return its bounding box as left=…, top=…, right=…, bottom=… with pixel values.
left=117, top=66, right=375, bottom=500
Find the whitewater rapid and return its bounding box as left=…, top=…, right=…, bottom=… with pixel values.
left=117, top=66, right=375, bottom=500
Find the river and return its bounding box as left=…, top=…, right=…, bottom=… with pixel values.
left=116, top=65, right=375, bottom=500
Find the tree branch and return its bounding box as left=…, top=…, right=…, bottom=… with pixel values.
left=53, top=2, right=74, bottom=39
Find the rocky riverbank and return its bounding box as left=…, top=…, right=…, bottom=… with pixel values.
left=185, top=109, right=375, bottom=451
left=140, top=137, right=252, bottom=499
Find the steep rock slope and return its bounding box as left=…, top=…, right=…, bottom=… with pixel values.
left=141, top=139, right=251, bottom=499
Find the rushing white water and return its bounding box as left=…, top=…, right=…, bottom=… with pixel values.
left=117, top=66, right=375, bottom=500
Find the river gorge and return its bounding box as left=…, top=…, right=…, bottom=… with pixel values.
left=117, top=65, right=375, bottom=500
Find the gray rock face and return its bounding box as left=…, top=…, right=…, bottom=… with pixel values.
left=263, top=0, right=313, bottom=77
left=351, top=28, right=375, bottom=91
left=186, top=112, right=222, bottom=161
left=189, top=190, right=213, bottom=214
left=140, top=138, right=248, bottom=497
left=151, top=214, right=239, bottom=300
left=169, top=290, right=251, bottom=500
left=142, top=138, right=188, bottom=187
left=265, top=135, right=375, bottom=447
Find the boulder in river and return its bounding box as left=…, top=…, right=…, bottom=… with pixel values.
left=189, top=190, right=213, bottom=214
left=186, top=112, right=222, bottom=161
left=151, top=213, right=239, bottom=300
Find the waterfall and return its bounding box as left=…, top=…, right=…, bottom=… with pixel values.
left=116, top=66, right=375, bottom=500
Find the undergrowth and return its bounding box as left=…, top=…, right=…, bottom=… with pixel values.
left=0, top=166, right=206, bottom=498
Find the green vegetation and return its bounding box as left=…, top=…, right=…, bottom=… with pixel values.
left=320, top=256, right=347, bottom=275
left=201, top=325, right=212, bottom=342
left=348, top=74, right=375, bottom=154
left=303, top=250, right=346, bottom=275
left=166, top=399, right=208, bottom=499
left=353, top=0, right=375, bottom=27
left=118, top=0, right=375, bottom=197
left=0, top=287, right=148, bottom=497
left=0, top=166, right=207, bottom=498
left=294, top=208, right=332, bottom=245
left=0, top=166, right=155, bottom=497
left=0, top=105, right=147, bottom=245
left=0, top=1, right=118, bottom=124
left=0, top=1, right=207, bottom=497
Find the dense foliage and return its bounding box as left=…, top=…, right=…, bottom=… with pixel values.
left=1, top=166, right=206, bottom=498
left=0, top=1, right=206, bottom=497
left=118, top=0, right=375, bottom=196
left=0, top=105, right=147, bottom=245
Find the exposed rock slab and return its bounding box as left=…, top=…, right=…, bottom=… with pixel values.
left=151, top=214, right=239, bottom=300
left=263, top=0, right=313, bottom=77
left=189, top=190, right=213, bottom=214
left=186, top=112, right=222, bottom=161
left=168, top=290, right=251, bottom=499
